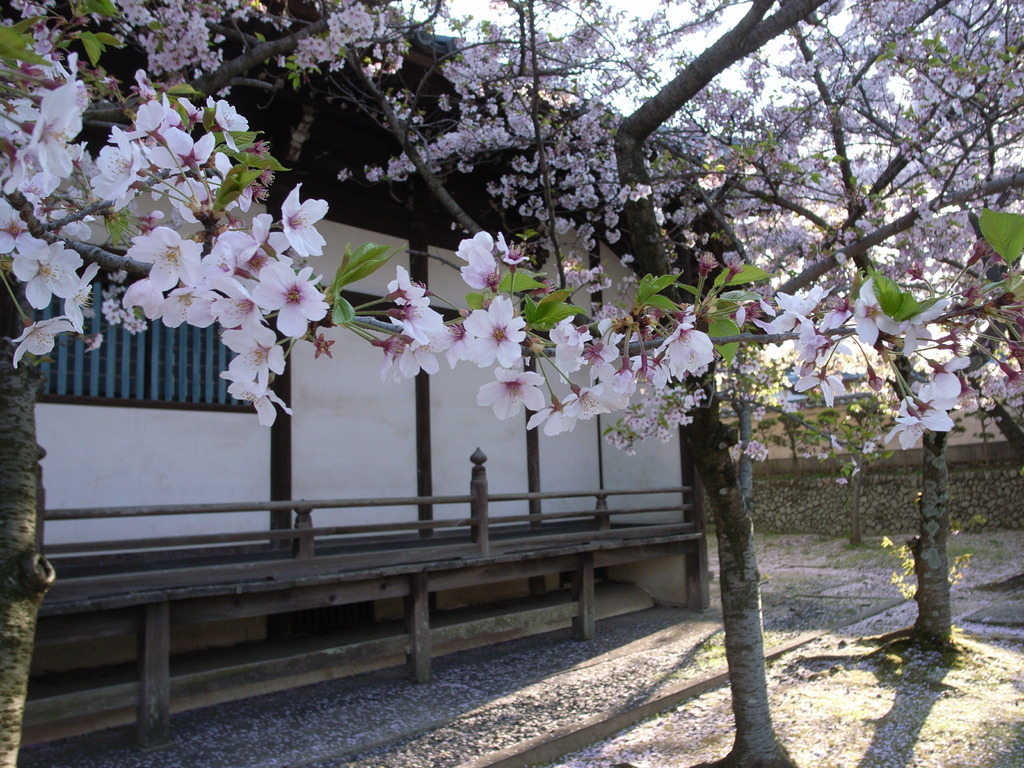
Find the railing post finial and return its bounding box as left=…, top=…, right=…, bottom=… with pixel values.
left=469, top=449, right=489, bottom=555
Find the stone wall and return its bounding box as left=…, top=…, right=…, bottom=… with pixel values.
left=752, top=465, right=1024, bottom=536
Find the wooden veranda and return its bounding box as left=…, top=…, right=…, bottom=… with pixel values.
left=27, top=450, right=709, bottom=748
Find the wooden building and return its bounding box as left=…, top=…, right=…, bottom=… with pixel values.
left=26, top=39, right=709, bottom=747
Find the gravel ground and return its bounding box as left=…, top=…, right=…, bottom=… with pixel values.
left=547, top=530, right=1024, bottom=768
left=21, top=530, right=1024, bottom=768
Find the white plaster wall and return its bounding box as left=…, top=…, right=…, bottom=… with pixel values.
left=289, top=329, right=418, bottom=527
left=37, top=404, right=270, bottom=545
left=536, top=408, right=602, bottom=513
left=429, top=361, right=529, bottom=519
left=601, top=416, right=685, bottom=523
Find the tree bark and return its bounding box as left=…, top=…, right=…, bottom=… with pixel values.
left=0, top=339, right=54, bottom=768
left=687, top=384, right=794, bottom=768
left=850, top=467, right=864, bottom=546
left=985, top=398, right=1024, bottom=463
left=910, top=430, right=952, bottom=645
left=614, top=0, right=829, bottom=277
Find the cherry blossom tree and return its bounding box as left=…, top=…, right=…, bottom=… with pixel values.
left=3, top=2, right=1024, bottom=768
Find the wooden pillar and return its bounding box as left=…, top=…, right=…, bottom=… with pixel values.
left=269, top=351, right=292, bottom=539
left=405, top=571, right=431, bottom=682
left=137, top=601, right=171, bottom=747
left=525, top=357, right=542, bottom=531
left=469, top=448, right=489, bottom=555
left=571, top=552, right=595, bottom=640
left=410, top=221, right=434, bottom=538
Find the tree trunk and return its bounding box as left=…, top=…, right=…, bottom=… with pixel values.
left=910, top=430, right=952, bottom=645
left=850, top=465, right=864, bottom=546
left=687, top=387, right=794, bottom=768
left=986, top=398, right=1024, bottom=463
left=0, top=339, right=54, bottom=767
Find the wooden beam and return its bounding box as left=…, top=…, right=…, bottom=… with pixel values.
left=405, top=571, right=431, bottom=683
left=137, top=601, right=170, bottom=748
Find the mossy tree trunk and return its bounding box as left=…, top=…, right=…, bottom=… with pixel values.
left=911, top=430, right=952, bottom=645
left=689, top=386, right=794, bottom=768
left=0, top=285, right=54, bottom=766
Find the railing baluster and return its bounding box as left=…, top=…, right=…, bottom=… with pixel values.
left=292, top=507, right=314, bottom=559
left=469, top=448, right=489, bottom=556
left=595, top=493, right=610, bottom=531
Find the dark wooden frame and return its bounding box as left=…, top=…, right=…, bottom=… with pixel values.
left=31, top=452, right=708, bottom=747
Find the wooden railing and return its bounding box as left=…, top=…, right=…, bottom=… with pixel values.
left=32, top=449, right=705, bottom=749
left=41, top=449, right=695, bottom=563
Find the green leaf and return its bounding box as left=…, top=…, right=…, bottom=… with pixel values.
left=709, top=317, right=740, bottom=365
left=165, top=83, right=201, bottom=97
left=708, top=317, right=739, bottom=339
left=676, top=284, right=699, bottom=297
left=331, top=296, right=355, bottom=326
left=332, top=243, right=393, bottom=290
left=726, top=264, right=770, bottom=285
left=525, top=301, right=582, bottom=331
left=465, top=292, right=485, bottom=310
left=645, top=273, right=679, bottom=294
left=93, top=32, right=122, bottom=47
left=80, top=31, right=103, bottom=67
left=82, top=0, right=120, bottom=17
left=499, top=272, right=547, bottom=293
left=719, top=289, right=760, bottom=302
left=539, top=289, right=571, bottom=305
left=869, top=273, right=909, bottom=317
left=0, top=26, right=46, bottom=64
left=980, top=209, right=1024, bottom=263
left=103, top=211, right=133, bottom=248
left=644, top=294, right=679, bottom=314
left=213, top=165, right=262, bottom=212
left=636, top=273, right=679, bottom=304
left=713, top=263, right=771, bottom=287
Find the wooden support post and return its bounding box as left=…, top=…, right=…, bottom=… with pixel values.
left=293, top=507, right=314, bottom=560
left=405, top=571, right=431, bottom=683
left=595, top=493, right=610, bottom=531
left=525, top=364, right=542, bottom=530
left=469, top=449, right=489, bottom=556
left=137, top=601, right=171, bottom=748
left=571, top=552, right=595, bottom=641
left=410, top=222, right=435, bottom=539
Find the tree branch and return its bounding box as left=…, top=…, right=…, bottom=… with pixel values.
left=191, top=18, right=329, bottom=96
left=779, top=170, right=1024, bottom=293
left=345, top=49, right=483, bottom=235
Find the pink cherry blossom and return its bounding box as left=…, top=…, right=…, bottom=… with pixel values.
left=11, top=237, right=82, bottom=309
left=225, top=375, right=292, bottom=426
left=222, top=325, right=286, bottom=389
left=885, top=395, right=955, bottom=450
left=252, top=261, right=328, bottom=338
left=281, top=184, right=328, bottom=258
left=794, top=369, right=846, bottom=406
left=463, top=296, right=526, bottom=368
left=128, top=227, right=204, bottom=292
left=12, top=317, right=77, bottom=366
left=659, top=322, right=714, bottom=379
left=477, top=368, right=546, bottom=419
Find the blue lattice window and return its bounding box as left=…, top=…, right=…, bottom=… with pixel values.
left=37, top=282, right=239, bottom=407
